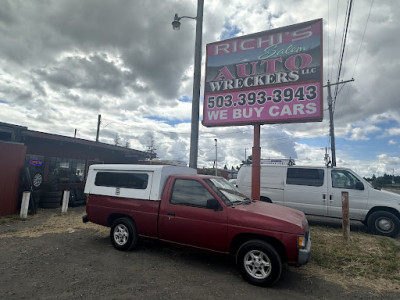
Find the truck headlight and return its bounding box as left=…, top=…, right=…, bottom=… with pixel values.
left=297, top=235, right=305, bottom=248
left=298, top=230, right=309, bottom=249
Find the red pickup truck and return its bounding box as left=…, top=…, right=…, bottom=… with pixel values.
left=83, top=164, right=311, bottom=286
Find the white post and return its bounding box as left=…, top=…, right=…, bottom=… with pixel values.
left=61, top=190, right=70, bottom=214
left=20, top=191, right=31, bottom=219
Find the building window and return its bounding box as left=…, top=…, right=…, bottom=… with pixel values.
left=94, top=172, right=149, bottom=189
left=0, top=131, right=13, bottom=141
left=49, top=157, right=86, bottom=183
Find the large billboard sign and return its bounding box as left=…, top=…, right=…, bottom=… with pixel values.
left=203, top=19, right=323, bottom=127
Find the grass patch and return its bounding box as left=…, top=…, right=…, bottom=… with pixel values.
left=306, top=225, right=400, bottom=292
left=0, top=214, right=22, bottom=225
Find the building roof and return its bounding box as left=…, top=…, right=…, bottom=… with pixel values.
left=0, top=121, right=152, bottom=158
left=24, top=129, right=148, bottom=156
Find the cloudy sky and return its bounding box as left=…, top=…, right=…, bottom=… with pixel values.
left=0, top=0, right=399, bottom=177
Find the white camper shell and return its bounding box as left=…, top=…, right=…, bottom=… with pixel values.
left=84, top=164, right=197, bottom=201
left=236, top=164, right=400, bottom=237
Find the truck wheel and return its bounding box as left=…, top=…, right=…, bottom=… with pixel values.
left=32, top=172, right=43, bottom=190
left=110, top=218, right=138, bottom=251
left=236, top=240, right=282, bottom=286
left=367, top=211, right=400, bottom=237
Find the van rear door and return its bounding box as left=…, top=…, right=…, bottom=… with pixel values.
left=284, top=167, right=328, bottom=216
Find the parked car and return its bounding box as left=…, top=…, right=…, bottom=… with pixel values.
left=83, top=164, right=311, bottom=286
left=236, top=164, right=400, bottom=237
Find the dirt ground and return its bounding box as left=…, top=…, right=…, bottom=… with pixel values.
left=0, top=206, right=399, bottom=300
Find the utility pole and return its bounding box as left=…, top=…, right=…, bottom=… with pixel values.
left=324, top=79, right=354, bottom=166
left=393, top=169, right=395, bottom=184
left=96, top=114, right=101, bottom=142
left=189, top=0, right=204, bottom=169
left=214, top=139, right=218, bottom=176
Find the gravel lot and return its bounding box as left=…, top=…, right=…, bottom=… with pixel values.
left=0, top=206, right=399, bottom=300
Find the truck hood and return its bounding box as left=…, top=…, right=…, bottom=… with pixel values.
left=228, top=201, right=307, bottom=234
left=369, top=188, right=400, bottom=204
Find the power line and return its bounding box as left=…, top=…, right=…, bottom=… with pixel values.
left=330, top=0, right=341, bottom=81
left=333, top=0, right=354, bottom=105
left=352, top=0, right=374, bottom=78
left=328, top=0, right=330, bottom=80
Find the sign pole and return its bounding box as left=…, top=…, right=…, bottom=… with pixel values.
left=251, top=125, right=261, bottom=201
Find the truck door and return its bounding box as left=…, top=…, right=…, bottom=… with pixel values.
left=284, top=167, right=328, bottom=216
left=327, top=169, right=368, bottom=219
left=158, top=178, right=228, bottom=252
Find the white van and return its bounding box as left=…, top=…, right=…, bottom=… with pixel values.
left=236, top=164, right=400, bottom=237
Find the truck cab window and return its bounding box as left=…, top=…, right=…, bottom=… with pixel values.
left=331, top=170, right=360, bottom=189
left=171, top=179, right=213, bottom=208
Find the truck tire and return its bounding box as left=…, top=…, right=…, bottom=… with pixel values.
left=110, top=218, right=138, bottom=251
left=40, top=202, right=61, bottom=209
left=40, top=191, right=62, bottom=208
left=32, top=172, right=43, bottom=190
left=236, top=240, right=282, bottom=287
left=367, top=211, right=400, bottom=237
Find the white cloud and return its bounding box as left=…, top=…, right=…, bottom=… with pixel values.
left=386, top=128, right=400, bottom=137
left=0, top=0, right=399, bottom=177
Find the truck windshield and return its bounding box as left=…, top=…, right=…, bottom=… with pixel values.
left=207, top=178, right=251, bottom=206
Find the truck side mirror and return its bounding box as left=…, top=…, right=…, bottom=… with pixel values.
left=355, top=182, right=364, bottom=190
left=206, top=199, right=221, bottom=210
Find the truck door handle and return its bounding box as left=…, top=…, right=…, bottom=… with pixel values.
left=322, top=194, right=326, bottom=200
left=167, top=212, right=175, bottom=216
left=329, top=195, right=333, bottom=201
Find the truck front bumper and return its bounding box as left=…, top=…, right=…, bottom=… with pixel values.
left=298, top=231, right=311, bottom=265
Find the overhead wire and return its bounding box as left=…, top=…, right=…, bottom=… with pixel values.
left=330, top=0, right=340, bottom=82
left=333, top=0, right=353, bottom=110
left=328, top=0, right=330, bottom=81
left=352, top=0, right=374, bottom=78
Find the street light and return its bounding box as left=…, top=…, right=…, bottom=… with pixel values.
left=172, top=0, right=204, bottom=169
left=171, top=14, right=196, bottom=30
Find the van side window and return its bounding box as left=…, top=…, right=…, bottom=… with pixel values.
left=331, top=170, right=360, bottom=189
left=171, top=179, right=213, bottom=208
left=286, top=168, right=324, bottom=187
left=94, top=172, right=148, bottom=189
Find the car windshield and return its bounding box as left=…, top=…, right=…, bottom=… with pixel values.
left=207, top=178, right=251, bottom=206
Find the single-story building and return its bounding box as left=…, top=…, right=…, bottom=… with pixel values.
left=0, top=121, right=151, bottom=216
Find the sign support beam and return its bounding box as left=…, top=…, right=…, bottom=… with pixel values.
left=251, top=125, right=261, bottom=201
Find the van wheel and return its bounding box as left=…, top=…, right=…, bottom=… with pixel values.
left=110, top=218, right=138, bottom=251
left=236, top=240, right=282, bottom=286
left=367, top=211, right=400, bottom=237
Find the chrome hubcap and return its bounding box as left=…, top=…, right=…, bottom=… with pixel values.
left=244, top=250, right=271, bottom=279
left=114, top=224, right=129, bottom=245
left=377, top=218, right=393, bottom=232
